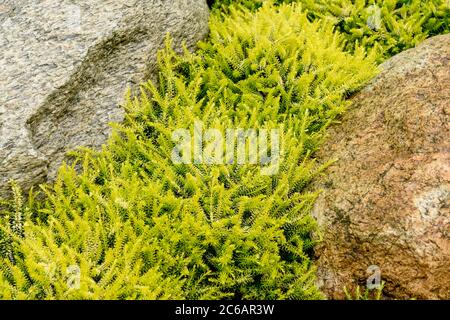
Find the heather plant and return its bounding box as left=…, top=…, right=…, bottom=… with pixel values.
left=0, top=3, right=377, bottom=299
left=344, top=282, right=385, bottom=300
left=300, top=0, right=449, bottom=59
left=210, top=0, right=450, bottom=60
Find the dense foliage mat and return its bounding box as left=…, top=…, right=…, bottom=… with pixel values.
left=210, top=0, right=450, bottom=60
left=0, top=3, right=378, bottom=299
left=2, top=0, right=448, bottom=300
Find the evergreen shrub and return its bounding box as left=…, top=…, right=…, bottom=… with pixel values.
left=210, top=0, right=450, bottom=60
left=0, top=3, right=377, bottom=299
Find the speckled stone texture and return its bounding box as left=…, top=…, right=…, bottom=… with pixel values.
left=313, top=34, right=450, bottom=299
left=0, top=0, right=209, bottom=196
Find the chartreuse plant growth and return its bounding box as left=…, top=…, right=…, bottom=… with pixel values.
left=0, top=3, right=377, bottom=299
left=0, top=0, right=446, bottom=300
left=210, top=0, right=450, bottom=60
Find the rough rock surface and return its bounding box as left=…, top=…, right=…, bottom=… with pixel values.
left=313, top=34, right=450, bottom=299
left=0, top=0, right=209, bottom=196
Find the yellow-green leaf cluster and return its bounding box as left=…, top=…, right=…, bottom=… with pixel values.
left=0, top=3, right=377, bottom=299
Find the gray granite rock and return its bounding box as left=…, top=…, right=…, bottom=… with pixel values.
left=0, top=0, right=209, bottom=196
